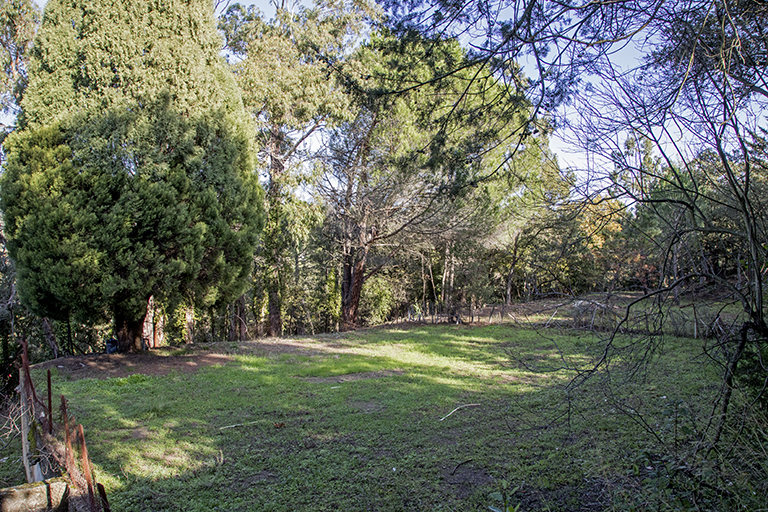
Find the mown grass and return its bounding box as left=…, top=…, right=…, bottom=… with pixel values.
left=28, top=323, right=726, bottom=511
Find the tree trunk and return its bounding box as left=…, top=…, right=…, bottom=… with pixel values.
left=427, top=254, right=438, bottom=303
left=506, top=238, right=520, bottom=305
left=153, top=308, right=165, bottom=347
left=238, top=295, right=248, bottom=340
left=267, top=281, right=281, bottom=337
left=265, top=126, right=286, bottom=338
left=115, top=308, right=147, bottom=353
left=505, top=268, right=514, bottom=306
left=143, top=297, right=156, bottom=348
left=230, top=294, right=248, bottom=341
left=341, top=245, right=368, bottom=330
left=420, top=253, right=427, bottom=307
left=184, top=307, right=194, bottom=344
left=441, top=242, right=455, bottom=311
left=441, top=244, right=449, bottom=306
left=253, top=275, right=266, bottom=337
left=41, top=318, right=60, bottom=359
left=672, top=241, right=680, bottom=305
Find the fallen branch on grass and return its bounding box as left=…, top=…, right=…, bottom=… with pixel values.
left=439, top=404, right=480, bottom=421
left=219, top=420, right=261, bottom=430
left=451, top=459, right=473, bottom=475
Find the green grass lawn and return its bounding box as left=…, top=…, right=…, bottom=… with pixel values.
left=27, top=323, right=728, bottom=511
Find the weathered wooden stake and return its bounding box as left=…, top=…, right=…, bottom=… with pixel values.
left=61, top=395, right=75, bottom=474
left=97, top=483, right=111, bottom=512
left=78, top=424, right=97, bottom=511
left=47, top=369, right=53, bottom=435
left=20, top=336, right=39, bottom=406
left=19, top=368, right=33, bottom=483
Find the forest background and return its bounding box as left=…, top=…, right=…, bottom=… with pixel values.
left=0, top=0, right=590, bottom=363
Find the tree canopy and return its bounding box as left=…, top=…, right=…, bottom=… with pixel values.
left=0, top=0, right=39, bottom=139
left=0, top=0, right=263, bottom=352
left=317, top=31, right=543, bottom=328
left=219, top=0, right=372, bottom=336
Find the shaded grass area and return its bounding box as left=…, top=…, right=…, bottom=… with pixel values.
left=32, top=324, right=720, bottom=511
left=0, top=399, right=24, bottom=488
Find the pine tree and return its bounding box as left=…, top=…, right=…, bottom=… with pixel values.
left=0, top=0, right=263, bottom=352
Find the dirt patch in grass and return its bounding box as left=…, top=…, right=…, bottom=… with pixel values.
left=346, top=399, right=385, bottom=413
left=31, top=337, right=356, bottom=380
left=33, top=350, right=233, bottom=380
left=302, top=369, right=404, bottom=384
left=513, top=479, right=612, bottom=511
left=131, top=427, right=152, bottom=440
left=441, top=460, right=495, bottom=499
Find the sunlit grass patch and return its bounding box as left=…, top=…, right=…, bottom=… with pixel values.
left=27, top=323, right=727, bottom=511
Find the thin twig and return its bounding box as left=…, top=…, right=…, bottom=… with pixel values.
left=545, top=309, right=558, bottom=328
left=439, top=404, right=480, bottom=421
left=0, top=431, right=20, bottom=451
left=451, top=459, right=473, bottom=475
left=219, top=420, right=261, bottom=430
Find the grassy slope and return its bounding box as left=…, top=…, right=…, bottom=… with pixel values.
left=32, top=324, right=718, bottom=511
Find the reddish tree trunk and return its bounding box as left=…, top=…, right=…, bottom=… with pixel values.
left=341, top=245, right=368, bottom=330
left=230, top=294, right=249, bottom=341
left=115, top=308, right=147, bottom=353
left=265, top=127, right=285, bottom=338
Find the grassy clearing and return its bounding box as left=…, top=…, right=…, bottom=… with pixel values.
left=28, top=323, right=724, bottom=511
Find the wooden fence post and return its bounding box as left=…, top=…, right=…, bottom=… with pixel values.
left=19, top=368, right=33, bottom=483
left=78, top=424, right=97, bottom=511
left=97, top=483, right=111, bottom=512
left=61, top=396, right=75, bottom=474
left=47, top=370, right=53, bottom=435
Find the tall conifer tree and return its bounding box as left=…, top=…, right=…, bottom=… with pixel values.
left=0, top=0, right=263, bottom=352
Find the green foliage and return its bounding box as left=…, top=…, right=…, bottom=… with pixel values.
left=1, top=0, right=263, bottom=349
left=21, top=0, right=243, bottom=127
left=358, top=274, right=398, bottom=325
left=318, top=31, right=541, bottom=327
left=349, top=31, right=532, bottom=193
left=219, top=0, right=368, bottom=335
left=0, top=0, right=39, bottom=121
left=488, top=480, right=520, bottom=512
left=2, top=99, right=261, bottom=321
left=220, top=0, right=369, bottom=130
